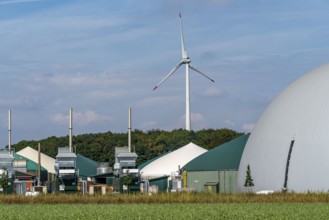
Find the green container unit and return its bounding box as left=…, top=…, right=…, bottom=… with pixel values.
left=113, top=177, right=123, bottom=193
left=128, top=174, right=140, bottom=194
left=64, top=185, right=77, bottom=192
left=112, top=177, right=140, bottom=194
left=106, top=177, right=114, bottom=186
left=93, top=173, right=112, bottom=184
left=55, top=177, right=77, bottom=193
left=128, top=184, right=140, bottom=194
left=149, top=176, right=169, bottom=192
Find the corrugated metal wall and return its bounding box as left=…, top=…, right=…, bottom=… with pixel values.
left=186, top=170, right=238, bottom=193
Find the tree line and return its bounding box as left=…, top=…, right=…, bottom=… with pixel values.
left=12, top=128, right=244, bottom=166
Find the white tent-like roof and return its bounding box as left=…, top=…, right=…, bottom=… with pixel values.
left=16, top=146, right=56, bottom=174
left=140, top=142, right=207, bottom=179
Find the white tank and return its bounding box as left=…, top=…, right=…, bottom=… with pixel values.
left=97, top=163, right=111, bottom=174
left=238, top=63, right=329, bottom=192
left=13, top=159, right=27, bottom=168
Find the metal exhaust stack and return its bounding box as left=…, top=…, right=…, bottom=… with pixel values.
left=69, top=108, right=73, bottom=153
left=38, top=143, right=41, bottom=186
left=128, top=107, right=132, bottom=153
left=8, top=110, right=11, bottom=151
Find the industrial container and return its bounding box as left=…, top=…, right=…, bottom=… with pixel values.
left=97, top=163, right=112, bottom=174
left=34, top=186, right=47, bottom=194
left=106, top=177, right=114, bottom=186
left=113, top=177, right=123, bottom=193
left=13, top=159, right=27, bottom=172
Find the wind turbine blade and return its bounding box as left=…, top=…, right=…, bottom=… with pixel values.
left=179, top=12, right=187, bottom=59
left=189, top=64, right=215, bottom=82
left=153, top=61, right=184, bottom=90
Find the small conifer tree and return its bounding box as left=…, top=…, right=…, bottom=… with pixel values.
left=0, top=168, right=9, bottom=194
left=123, top=170, right=132, bottom=193
left=244, top=164, right=254, bottom=192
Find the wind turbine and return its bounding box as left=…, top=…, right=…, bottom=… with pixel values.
left=153, top=12, right=214, bottom=131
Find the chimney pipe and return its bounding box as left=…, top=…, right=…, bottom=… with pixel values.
left=38, top=143, right=41, bottom=186
left=69, top=108, right=73, bottom=153
left=128, top=107, right=131, bottom=152
left=8, top=110, right=11, bottom=152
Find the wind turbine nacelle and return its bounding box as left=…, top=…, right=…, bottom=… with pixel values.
left=182, top=58, right=191, bottom=64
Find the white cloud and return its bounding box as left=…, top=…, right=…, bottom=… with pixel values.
left=0, top=97, right=37, bottom=108
left=192, top=113, right=207, bottom=127
left=0, top=0, right=41, bottom=4
left=46, top=72, right=125, bottom=88
left=15, top=72, right=126, bottom=91
left=203, top=87, right=223, bottom=96
left=163, top=0, right=236, bottom=10
left=139, top=120, right=157, bottom=130
left=224, top=120, right=235, bottom=127
left=86, top=90, right=127, bottom=100
left=177, top=113, right=207, bottom=130
left=50, top=74, right=97, bottom=86
left=51, top=110, right=113, bottom=126
left=136, top=96, right=180, bottom=108
left=242, top=123, right=255, bottom=132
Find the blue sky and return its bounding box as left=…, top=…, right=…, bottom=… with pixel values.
left=1, top=0, right=329, bottom=147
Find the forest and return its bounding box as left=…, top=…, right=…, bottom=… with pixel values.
left=11, top=128, right=244, bottom=166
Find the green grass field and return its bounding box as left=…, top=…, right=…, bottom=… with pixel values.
left=2, top=193, right=329, bottom=219
left=1, top=203, right=329, bottom=220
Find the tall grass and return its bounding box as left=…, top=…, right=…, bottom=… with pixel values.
left=2, top=192, right=329, bottom=204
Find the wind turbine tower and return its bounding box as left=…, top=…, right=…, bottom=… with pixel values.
left=153, top=12, right=214, bottom=131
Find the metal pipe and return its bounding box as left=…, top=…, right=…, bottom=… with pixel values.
left=183, top=170, right=187, bottom=189
left=69, top=108, right=73, bottom=153
left=128, top=107, right=131, bottom=152
left=38, top=143, right=41, bottom=186
left=8, top=109, right=11, bottom=151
